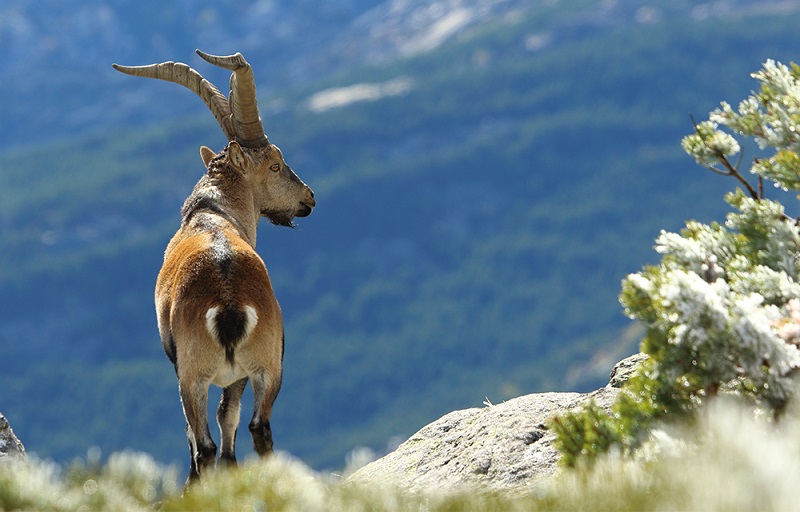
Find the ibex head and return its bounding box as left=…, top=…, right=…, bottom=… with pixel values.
left=113, top=50, right=315, bottom=230
left=199, top=140, right=314, bottom=228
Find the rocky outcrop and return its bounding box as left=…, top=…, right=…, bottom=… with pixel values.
left=0, top=412, right=26, bottom=460
left=607, top=352, right=648, bottom=388
left=348, top=354, right=644, bottom=491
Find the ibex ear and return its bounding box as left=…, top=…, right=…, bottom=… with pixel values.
left=227, top=141, right=248, bottom=172
left=199, top=146, right=216, bottom=168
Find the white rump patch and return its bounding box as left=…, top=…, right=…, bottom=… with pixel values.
left=205, top=306, right=220, bottom=341
left=243, top=305, right=258, bottom=339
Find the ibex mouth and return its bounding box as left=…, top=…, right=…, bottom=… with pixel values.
left=296, top=202, right=314, bottom=218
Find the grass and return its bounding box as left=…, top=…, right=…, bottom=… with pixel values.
left=2, top=397, right=799, bottom=511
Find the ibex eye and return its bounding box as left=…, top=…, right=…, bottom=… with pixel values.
left=270, top=163, right=280, bottom=172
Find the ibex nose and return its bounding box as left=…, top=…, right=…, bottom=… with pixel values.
left=296, top=187, right=315, bottom=218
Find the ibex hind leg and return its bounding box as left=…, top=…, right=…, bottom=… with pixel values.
left=217, top=377, right=248, bottom=467
left=185, top=422, right=200, bottom=483
left=249, top=371, right=282, bottom=456
left=179, top=381, right=216, bottom=483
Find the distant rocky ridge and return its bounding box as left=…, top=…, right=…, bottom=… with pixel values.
left=1, top=0, right=790, bottom=150
left=347, top=354, right=646, bottom=491
left=0, top=412, right=26, bottom=460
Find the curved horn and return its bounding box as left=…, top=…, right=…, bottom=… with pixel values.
left=112, top=61, right=235, bottom=141
left=196, top=50, right=269, bottom=148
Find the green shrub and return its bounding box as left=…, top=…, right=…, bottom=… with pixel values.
left=552, top=59, right=800, bottom=465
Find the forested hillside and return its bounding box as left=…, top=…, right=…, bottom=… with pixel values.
left=3, top=0, right=800, bottom=473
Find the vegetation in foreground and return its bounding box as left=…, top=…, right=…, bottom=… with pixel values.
left=2, top=397, right=799, bottom=511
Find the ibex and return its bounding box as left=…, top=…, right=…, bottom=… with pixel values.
left=113, top=50, right=315, bottom=485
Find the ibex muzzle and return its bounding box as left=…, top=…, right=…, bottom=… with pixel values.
left=113, top=50, right=314, bottom=487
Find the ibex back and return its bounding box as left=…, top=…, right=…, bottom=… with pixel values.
left=113, top=50, right=315, bottom=486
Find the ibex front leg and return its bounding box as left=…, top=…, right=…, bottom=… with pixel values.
left=179, top=379, right=216, bottom=483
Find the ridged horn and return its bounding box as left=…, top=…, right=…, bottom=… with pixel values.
left=112, top=60, right=235, bottom=141
left=195, top=50, right=269, bottom=148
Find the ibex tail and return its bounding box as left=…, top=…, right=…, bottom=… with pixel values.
left=205, top=305, right=258, bottom=365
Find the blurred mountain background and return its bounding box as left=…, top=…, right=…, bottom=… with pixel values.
left=2, top=0, right=800, bottom=473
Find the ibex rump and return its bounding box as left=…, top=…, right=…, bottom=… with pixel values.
left=113, top=50, right=315, bottom=485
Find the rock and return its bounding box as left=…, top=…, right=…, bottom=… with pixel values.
left=348, top=354, right=647, bottom=492
left=608, top=352, right=648, bottom=388
left=0, top=412, right=26, bottom=460
left=348, top=387, right=620, bottom=492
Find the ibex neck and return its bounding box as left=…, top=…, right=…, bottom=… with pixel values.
left=181, top=176, right=259, bottom=248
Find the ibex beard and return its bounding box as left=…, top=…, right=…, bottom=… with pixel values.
left=113, top=50, right=315, bottom=487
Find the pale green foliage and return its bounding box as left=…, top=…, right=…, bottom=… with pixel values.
left=716, top=60, right=800, bottom=152
left=681, top=120, right=740, bottom=166
left=623, top=190, right=800, bottom=407
left=550, top=400, right=800, bottom=512
left=631, top=59, right=800, bottom=409
left=692, top=59, right=800, bottom=192
left=554, top=58, right=800, bottom=466
left=0, top=451, right=178, bottom=511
